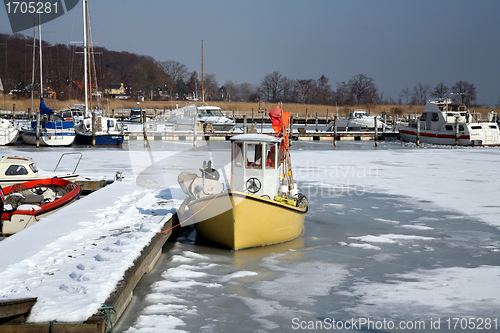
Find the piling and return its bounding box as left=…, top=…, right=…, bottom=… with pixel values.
left=243, top=114, right=247, bottom=134
left=374, top=116, right=378, bottom=147
left=416, top=117, right=420, bottom=146
left=92, top=111, right=96, bottom=147
left=290, top=115, right=293, bottom=147
left=36, top=110, right=40, bottom=148
left=12, top=104, right=15, bottom=121
left=305, top=108, right=308, bottom=127
left=261, top=112, right=264, bottom=133
left=315, top=113, right=318, bottom=132
left=141, top=108, right=148, bottom=145
left=455, top=117, right=459, bottom=146
left=333, top=116, right=338, bottom=148
left=193, top=112, right=197, bottom=147
left=251, top=108, right=254, bottom=125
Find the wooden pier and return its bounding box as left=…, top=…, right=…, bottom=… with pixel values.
left=0, top=216, right=176, bottom=333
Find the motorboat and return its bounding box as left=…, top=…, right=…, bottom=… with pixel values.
left=398, top=99, right=500, bottom=146
left=196, top=104, right=235, bottom=132
left=1, top=177, right=81, bottom=235
left=75, top=115, right=124, bottom=145
left=128, top=108, right=149, bottom=123
left=0, top=155, right=79, bottom=187
left=21, top=100, right=76, bottom=147
left=0, top=118, right=19, bottom=146
left=166, top=103, right=235, bottom=132
left=327, top=109, right=387, bottom=131
left=177, top=105, right=307, bottom=250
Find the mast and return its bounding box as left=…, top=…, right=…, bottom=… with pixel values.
left=201, top=40, right=204, bottom=103
left=83, top=0, right=88, bottom=113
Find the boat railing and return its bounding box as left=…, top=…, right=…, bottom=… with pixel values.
left=54, top=152, right=82, bottom=174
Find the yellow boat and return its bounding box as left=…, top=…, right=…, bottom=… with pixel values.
left=188, top=190, right=307, bottom=250
left=178, top=108, right=307, bottom=250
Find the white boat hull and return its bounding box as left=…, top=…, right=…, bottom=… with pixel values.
left=0, top=128, right=19, bottom=146
left=21, top=130, right=75, bottom=146
left=399, top=123, right=500, bottom=146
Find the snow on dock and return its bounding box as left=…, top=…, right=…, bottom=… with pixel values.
left=0, top=168, right=182, bottom=323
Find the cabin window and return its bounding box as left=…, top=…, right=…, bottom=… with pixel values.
left=233, top=143, right=243, bottom=167
left=29, top=163, right=38, bottom=173
left=445, top=125, right=453, bottom=131
left=490, top=125, right=498, bottom=129
left=265, top=144, right=277, bottom=169
left=459, top=125, right=464, bottom=131
left=420, top=113, right=428, bottom=121
left=471, top=126, right=482, bottom=130
left=5, top=165, right=28, bottom=175
left=246, top=143, right=263, bottom=169
left=431, top=113, right=439, bottom=121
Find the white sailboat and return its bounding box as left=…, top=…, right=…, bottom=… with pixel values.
left=21, top=11, right=75, bottom=147
left=75, top=0, right=124, bottom=146
left=0, top=119, right=19, bottom=146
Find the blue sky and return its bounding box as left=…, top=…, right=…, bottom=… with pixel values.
left=1, top=0, right=499, bottom=105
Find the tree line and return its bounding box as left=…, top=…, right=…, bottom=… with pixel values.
left=0, top=33, right=482, bottom=106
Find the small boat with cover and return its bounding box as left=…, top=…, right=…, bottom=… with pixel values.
left=177, top=105, right=307, bottom=250
left=1, top=177, right=81, bottom=235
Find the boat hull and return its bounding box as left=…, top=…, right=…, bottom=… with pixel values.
left=398, top=125, right=500, bottom=146
left=21, top=130, right=75, bottom=146
left=0, top=129, right=19, bottom=146
left=76, top=133, right=124, bottom=145
left=189, top=191, right=307, bottom=250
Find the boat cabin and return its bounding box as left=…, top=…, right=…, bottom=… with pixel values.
left=230, top=134, right=280, bottom=197
left=419, top=100, right=470, bottom=131
left=0, top=156, right=39, bottom=186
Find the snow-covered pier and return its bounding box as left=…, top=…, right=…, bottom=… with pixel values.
left=0, top=161, right=182, bottom=332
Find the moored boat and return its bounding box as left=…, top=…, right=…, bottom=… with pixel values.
left=398, top=99, right=500, bottom=146
left=0, top=155, right=79, bottom=187
left=1, top=177, right=81, bottom=235
left=75, top=115, right=124, bottom=145
left=0, top=118, right=19, bottom=146
left=177, top=105, right=307, bottom=250
left=327, top=109, right=387, bottom=132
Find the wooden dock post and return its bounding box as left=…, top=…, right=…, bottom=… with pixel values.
left=12, top=104, right=15, bottom=121
left=243, top=114, right=247, bottom=134
left=142, top=108, right=148, bottom=145
left=333, top=116, right=337, bottom=148
left=374, top=116, right=378, bottom=147
left=92, top=111, right=96, bottom=147
left=416, top=116, right=421, bottom=146
left=315, top=112, right=318, bottom=132
left=251, top=108, right=254, bottom=125
left=305, top=108, right=308, bottom=127
left=290, top=115, right=293, bottom=147
left=455, top=117, right=459, bottom=146
left=36, top=109, right=40, bottom=148
left=261, top=112, right=264, bottom=133
left=193, top=111, right=197, bottom=147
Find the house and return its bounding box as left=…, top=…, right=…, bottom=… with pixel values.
left=105, top=83, right=129, bottom=99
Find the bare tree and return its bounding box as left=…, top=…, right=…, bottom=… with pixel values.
left=399, top=87, right=411, bottom=105
left=412, top=82, right=431, bottom=105
left=348, top=74, right=378, bottom=105
left=294, top=79, right=315, bottom=104
left=452, top=80, right=476, bottom=105
left=431, top=82, right=449, bottom=99
left=203, top=73, right=218, bottom=101
left=158, top=60, right=188, bottom=83
left=260, top=71, right=283, bottom=102
left=313, top=75, right=332, bottom=105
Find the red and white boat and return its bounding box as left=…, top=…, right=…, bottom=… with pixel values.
left=1, top=178, right=81, bottom=235
left=398, top=99, right=500, bottom=146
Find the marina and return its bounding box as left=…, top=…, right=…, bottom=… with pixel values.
left=0, top=139, right=499, bottom=332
